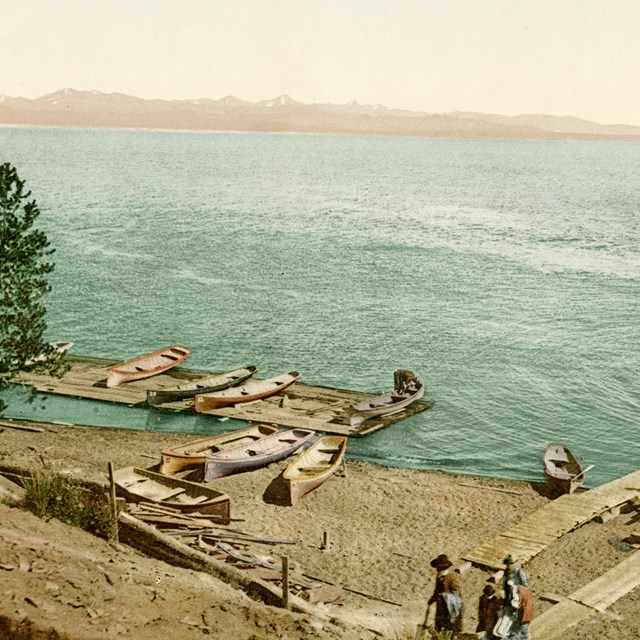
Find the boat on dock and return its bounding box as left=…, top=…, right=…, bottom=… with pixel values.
left=106, top=345, right=191, bottom=388
left=543, top=443, right=593, bottom=494
left=347, top=371, right=425, bottom=426
left=147, top=364, right=258, bottom=406
left=282, top=435, right=348, bottom=505
left=112, top=466, right=230, bottom=521
left=159, top=423, right=280, bottom=475
left=25, top=341, right=74, bottom=367
left=194, top=371, right=301, bottom=412
left=203, top=428, right=315, bottom=481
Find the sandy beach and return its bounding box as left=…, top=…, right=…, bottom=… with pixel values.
left=0, top=418, right=638, bottom=639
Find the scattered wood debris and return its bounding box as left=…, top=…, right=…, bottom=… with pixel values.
left=122, top=501, right=344, bottom=604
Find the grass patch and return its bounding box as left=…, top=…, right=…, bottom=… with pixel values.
left=20, top=472, right=112, bottom=539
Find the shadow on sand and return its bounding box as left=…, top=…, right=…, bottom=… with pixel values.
left=262, top=474, right=291, bottom=506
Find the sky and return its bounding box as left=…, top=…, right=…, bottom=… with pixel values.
left=2, top=0, right=640, bottom=125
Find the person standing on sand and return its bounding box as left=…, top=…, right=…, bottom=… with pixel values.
left=502, top=554, right=529, bottom=591
left=476, top=583, right=502, bottom=640
left=427, top=554, right=464, bottom=635
left=493, top=554, right=530, bottom=638
left=504, top=583, right=534, bottom=640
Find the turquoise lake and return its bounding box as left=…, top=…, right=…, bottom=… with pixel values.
left=1, top=126, right=638, bottom=486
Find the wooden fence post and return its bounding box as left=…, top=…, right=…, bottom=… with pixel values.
left=281, top=556, right=289, bottom=609
left=108, top=462, right=119, bottom=543
left=321, top=530, right=329, bottom=550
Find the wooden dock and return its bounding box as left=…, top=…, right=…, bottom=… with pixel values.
left=13, top=355, right=433, bottom=437
left=462, top=469, right=640, bottom=570
left=530, top=549, right=640, bottom=639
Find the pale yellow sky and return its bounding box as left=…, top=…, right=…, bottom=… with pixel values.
left=2, top=0, right=640, bottom=125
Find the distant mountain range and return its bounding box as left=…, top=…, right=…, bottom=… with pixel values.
left=2, top=88, right=640, bottom=140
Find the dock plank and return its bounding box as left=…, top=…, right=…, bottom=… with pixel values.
left=463, top=470, right=640, bottom=570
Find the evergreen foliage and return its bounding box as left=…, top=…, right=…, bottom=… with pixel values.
left=0, top=162, right=66, bottom=411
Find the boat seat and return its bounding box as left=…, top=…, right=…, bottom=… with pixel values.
left=547, top=459, right=573, bottom=478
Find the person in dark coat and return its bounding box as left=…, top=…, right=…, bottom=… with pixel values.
left=427, top=554, right=464, bottom=634
left=476, top=583, right=502, bottom=640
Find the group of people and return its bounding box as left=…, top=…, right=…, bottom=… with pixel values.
left=427, top=552, right=534, bottom=640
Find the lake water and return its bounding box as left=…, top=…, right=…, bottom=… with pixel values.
left=1, top=126, right=638, bottom=486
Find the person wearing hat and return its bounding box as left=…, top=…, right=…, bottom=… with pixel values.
left=427, top=554, right=464, bottom=634
left=501, top=554, right=528, bottom=601
left=476, top=583, right=502, bottom=640
left=494, top=553, right=531, bottom=639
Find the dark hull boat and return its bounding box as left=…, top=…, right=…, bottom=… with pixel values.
left=147, top=364, right=258, bottom=406
left=347, top=379, right=424, bottom=426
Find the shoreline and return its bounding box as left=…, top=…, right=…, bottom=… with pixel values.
left=3, top=121, right=640, bottom=143
left=2, top=410, right=551, bottom=487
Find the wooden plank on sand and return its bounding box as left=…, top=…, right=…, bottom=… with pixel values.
left=530, top=549, right=640, bottom=639
left=464, top=469, right=640, bottom=570
left=529, top=600, right=592, bottom=640
left=569, top=549, right=640, bottom=611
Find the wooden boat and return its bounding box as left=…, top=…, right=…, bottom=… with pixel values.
left=543, top=443, right=594, bottom=494
left=194, top=371, right=301, bottom=412
left=106, top=345, right=191, bottom=388
left=203, top=428, right=315, bottom=481
left=283, top=435, right=348, bottom=505
left=112, top=466, right=230, bottom=521
left=159, top=423, right=280, bottom=475
left=347, top=373, right=425, bottom=426
left=25, top=341, right=74, bottom=367
left=147, top=364, right=258, bottom=406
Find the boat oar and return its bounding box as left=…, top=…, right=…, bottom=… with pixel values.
left=572, top=464, right=595, bottom=480
left=414, top=602, right=432, bottom=640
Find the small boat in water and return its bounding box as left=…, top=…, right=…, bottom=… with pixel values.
left=25, top=341, right=74, bottom=367
left=194, top=371, right=301, bottom=412
left=106, top=345, right=191, bottom=388
left=283, top=435, right=348, bottom=505
left=159, top=424, right=280, bottom=475
left=543, top=443, right=594, bottom=494
left=147, top=364, right=258, bottom=406
left=203, top=428, right=315, bottom=481
left=347, top=370, right=425, bottom=426
left=113, top=466, right=230, bottom=521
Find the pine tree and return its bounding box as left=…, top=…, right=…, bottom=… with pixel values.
left=0, top=162, right=66, bottom=411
